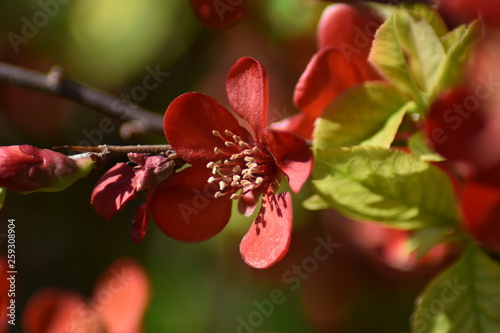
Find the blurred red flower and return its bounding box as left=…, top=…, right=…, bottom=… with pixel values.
left=274, top=3, right=383, bottom=139
left=22, top=258, right=150, bottom=333
left=425, top=31, right=500, bottom=254
left=350, top=221, right=450, bottom=271
left=189, top=0, right=244, bottom=29
left=151, top=57, right=313, bottom=268
left=438, top=0, right=500, bottom=28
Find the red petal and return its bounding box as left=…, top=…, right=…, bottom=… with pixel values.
left=318, top=4, right=381, bottom=66
left=22, top=288, right=92, bottom=333
left=238, top=189, right=261, bottom=216
left=264, top=129, right=313, bottom=193
left=92, top=258, right=150, bottom=333
left=189, top=0, right=244, bottom=29
left=461, top=181, right=500, bottom=254
left=425, top=88, right=500, bottom=175
left=439, top=0, right=500, bottom=27
left=150, top=167, right=232, bottom=242
left=294, top=47, right=367, bottom=119
left=226, top=57, right=269, bottom=134
left=91, top=163, right=137, bottom=220
left=131, top=200, right=150, bottom=244
left=164, top=92, right=250, bottom=165
left=270, top=113, right=317, bottom=141
left=240, top=191, right=293, bottom=269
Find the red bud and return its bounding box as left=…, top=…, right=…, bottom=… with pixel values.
left=0, top=145, right=93, bottom=193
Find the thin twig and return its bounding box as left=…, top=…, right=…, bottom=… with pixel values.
left=0, top=61, right=164, bottom=136
left=57, top=144, right=173, bottom=157
left=57, top=144, right=185, bottom=174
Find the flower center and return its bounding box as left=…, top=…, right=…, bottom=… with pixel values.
left=206, top=129, right=276, bottom=200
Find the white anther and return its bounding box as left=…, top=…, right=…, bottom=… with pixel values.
left=231, top=153, right=243, bottom=160
left=214, top=192, right=223, bottom=198
left=242, top=180, right=252, bottom=187
left=208, top=176, right=216, bottom=183
left=230, top=193, right=241, bottom=200
left=206, top=161, right=215, bottom=168
left=225, top=141, right=235, bottom=147
left=255, top=177, right=263, bottom=185
left=214, top=147, right=222, bottom=154
left=212, top=130, right=222, bottom=137
left=232, top=135, right=241, bottom=142
left=243, top=149, right=253, bottom=155
left=233, top=175, right=241, bottom=181
left=231, top=180, right=240, bottom=187
left=239, top=141, right=251, bottom=148
left=225, top=129, right=234, bottom=137
left=244, top=156, right=255, bottom=163
left=233, top=165, right=241, bottom=173
left=219, top=181, right=226, bottom=191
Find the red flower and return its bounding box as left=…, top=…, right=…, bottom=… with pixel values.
left=22, top=258, right=150, bottom=333
left=275, top=3, right=382, bottom=139
left=424, top=34, right=500, bottom=254
left=426, top=89, right=500, bottom=254
left=0, top=145, right=93, bottom=193
left=349, top=221, right=450, bottom=271
left=91, top=153, right=175, bottom=243
left=189, top=0, right=244, bottom=29
left=438, top=0, right=500, bottom=28
left=150, top=57, right=313, bottom=268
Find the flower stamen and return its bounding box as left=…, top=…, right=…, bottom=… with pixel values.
left=206, top=128, right=277, bottom=201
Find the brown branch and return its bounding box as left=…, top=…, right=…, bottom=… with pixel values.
left=0, top=61, right=165, bottom=136
left=58, top=144, right=174, bottom=157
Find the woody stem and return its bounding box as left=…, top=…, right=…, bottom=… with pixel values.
left=57, top=144, right=174, bottom=157
left=0, top=61, right=164, bottom=137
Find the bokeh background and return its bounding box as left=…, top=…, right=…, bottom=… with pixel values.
left=0, top=1, right=453, bottom=332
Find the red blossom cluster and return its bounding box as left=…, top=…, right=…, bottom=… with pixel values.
left=90, top=57, right=312, bottom=269
left=22, top=258, right=150, bottom=333
left=275, top=3, right=383, bottom=140
left=425, top=30, right=500, bottom=254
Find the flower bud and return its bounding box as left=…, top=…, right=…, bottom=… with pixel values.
left=0, top=145, right=94, bottom=193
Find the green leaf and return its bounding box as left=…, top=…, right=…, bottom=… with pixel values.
left=413, top=243, right=500, bottom=333
left=0, top=188, right=5, bottom=210
left=313, top=146, right=459, bottom=229
left=314, top=83, right=409, bottom=150
left=408, top=132, right=445, bottom=162
left=403, top=3, right=449, bottom=38
left=303, top=194, right=330, bottom=211
left=395, top=9, right=446, bottom=94
left=442, top=25, right=467, bottom=52
left=407, top=227, right=457, bottom=260
left=433, top=20, right=482, bottom=97
left=369, top=12, right=425, bottom=107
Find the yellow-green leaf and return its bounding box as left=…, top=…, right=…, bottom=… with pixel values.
left=413, top=242, right=500, bottom=333
left=314, top=83, right=409, bottom=150
left=313, top=146, right=459, bottom=229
